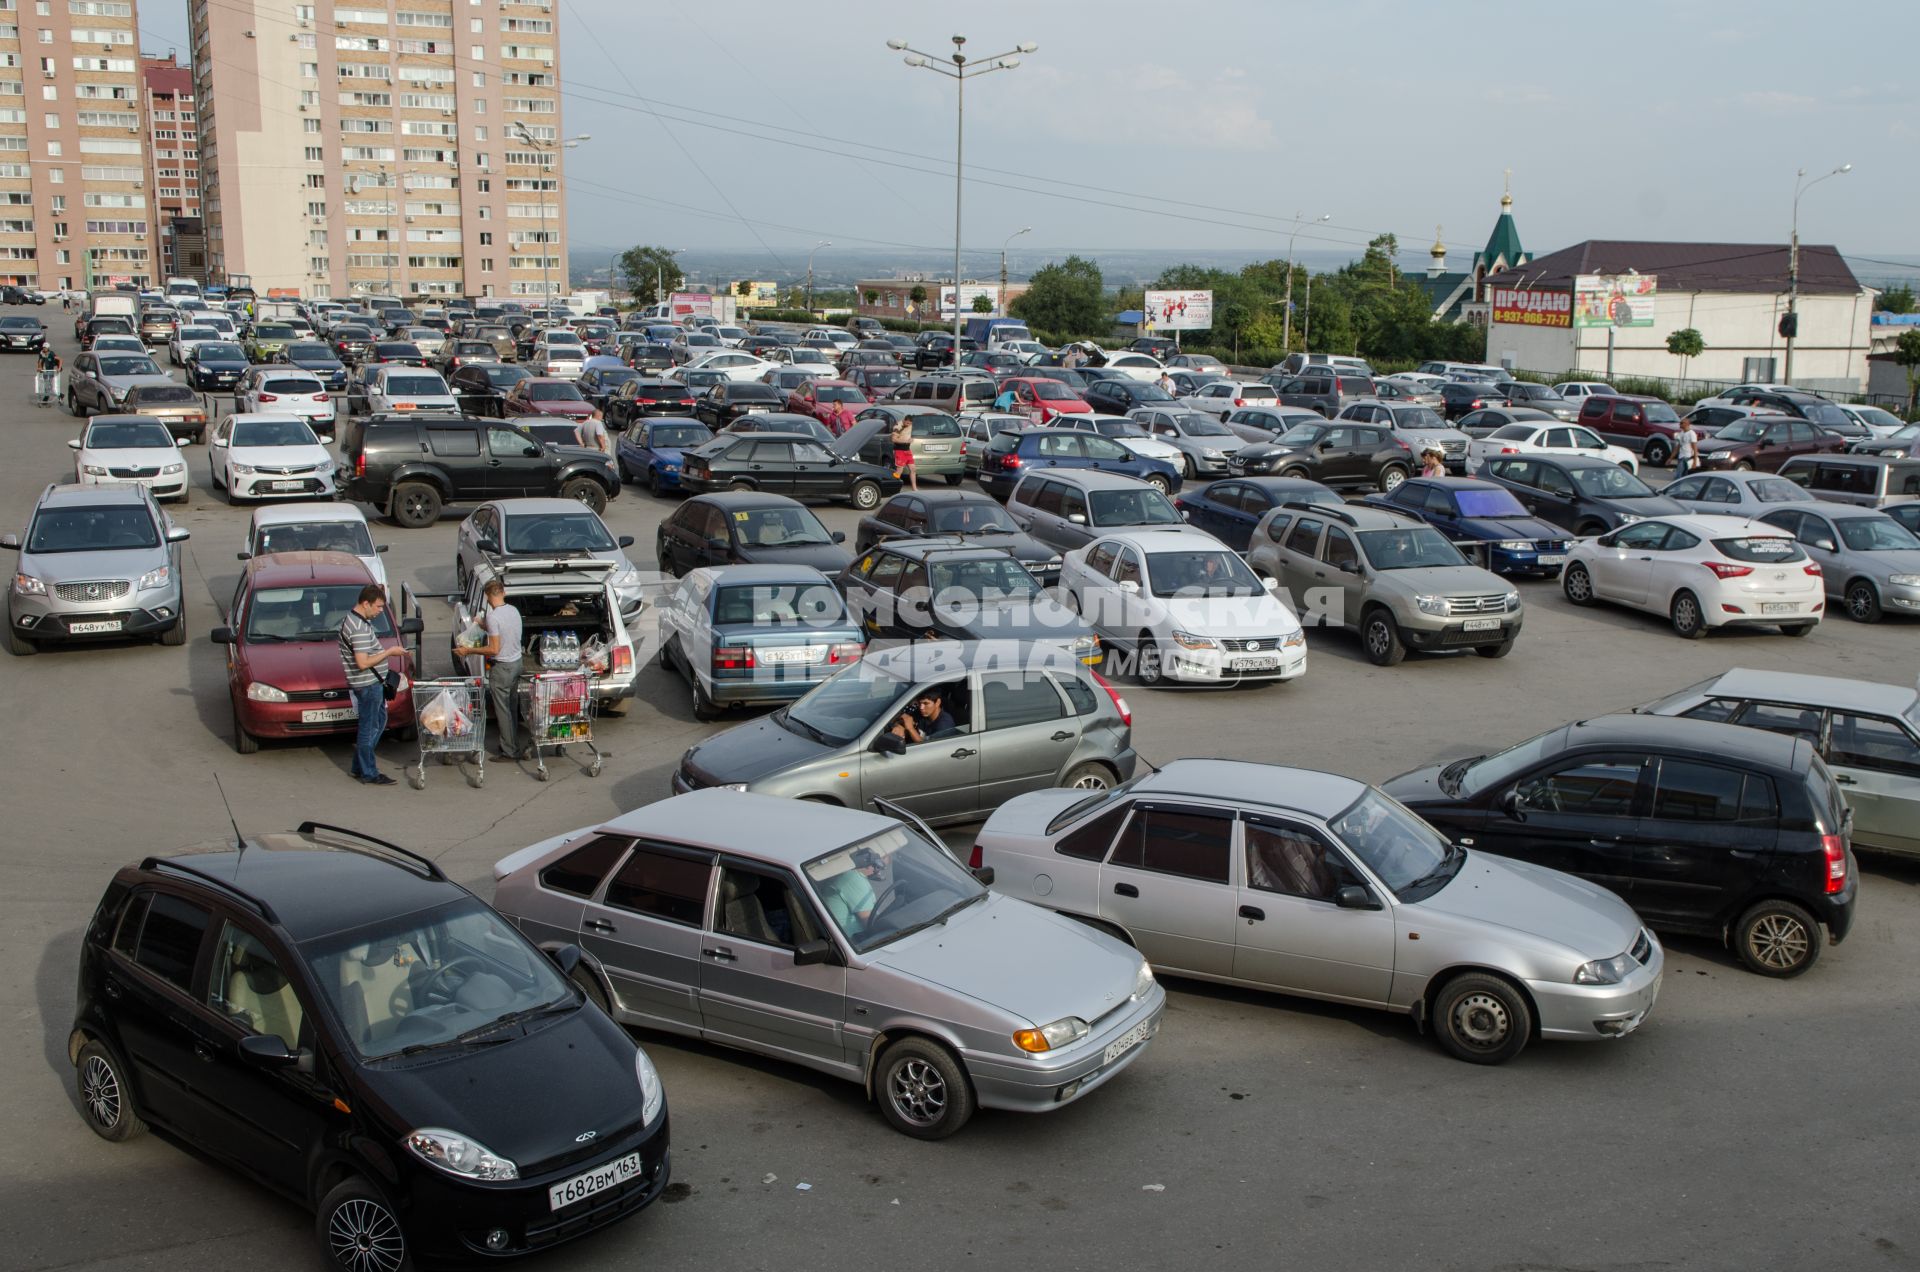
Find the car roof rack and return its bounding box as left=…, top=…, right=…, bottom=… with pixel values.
left=1280, top=500, right=1359, bottom=527
left=140, top=857, right=279, bottom=924
left=295, top=821, right=447, bottom=881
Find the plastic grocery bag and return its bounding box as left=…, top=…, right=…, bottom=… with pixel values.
left=420, top=689, right=472, bottom=737
left=580, top=634, right=611, bottom=674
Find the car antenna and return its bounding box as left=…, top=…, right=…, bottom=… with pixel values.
left=213, top=772, right=246, bottom=857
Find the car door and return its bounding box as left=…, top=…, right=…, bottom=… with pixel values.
left=1097, top=801, right=1239, bottom=977
left=857, top=675, right=979, bottom=821
left=1824, top=711, right=1920, bottom=855
left=693, top=504, right=737, bottom=571
left=1054, top=485, right=1097, bottom=550
left=1480, top=754, right=1650, bottom=901
left=788, top=438, right=843, bottom=500
left=1070, top=539, right=1124, bottom=634
left=1185, top=481, right=1238, bottom=540
left=1315, top=425, right=1364, bottom=483
left=1529, top=462, right=1584, bottom=530
left=739, top=438, right=798, bottom=495
left=1769, top=509, right=1840, bottom=590
left=1590, top=520, right=1669, bottom=606
left=1235, top=814, right=1395, bottom=1003
left=1276, top=514, right=1326, bottom=609
left=577, top=836, right=713, bottom=1035
left=99, top=890, right=215, bottom=1133
left=974, top=669, right=1082, bottom=810
left=484, top=424, right=546, bottom=496
left=1224, top=484, right=1274, bottom=552
left=698, top=858, right=848, bottom=1070
left=1631, top=756, right=1778, bottom=929
left=1317, top=525, right=1368, bottom=627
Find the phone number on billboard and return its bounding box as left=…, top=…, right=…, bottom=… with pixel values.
left=1494, top=310, right=1571, bottom=328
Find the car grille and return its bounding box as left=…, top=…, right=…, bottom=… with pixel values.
left=1217, top=636, right=1290, bottom=652
left=1440, top=439, right=1467, bottom=455
left=1445, top=594, right=1509, bottom=615
left=284, top=688, right=353, bottom=704
left=521, top=1117, right=648, bottom=1178
left=54, top=580, right=131, bottom=602
left=107, top=466, right=161, bottom=479
left=1437, top=625, right=1506, bottom=646
left=253, top=464, right=321, bottom=476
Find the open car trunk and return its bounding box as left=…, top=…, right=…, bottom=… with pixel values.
left=455, top=557, right=637, bottom=701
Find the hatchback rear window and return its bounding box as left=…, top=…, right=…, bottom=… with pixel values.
left=1712, top=536, right=1805, bottom=563
left=263, top=378, right=320, bottom=395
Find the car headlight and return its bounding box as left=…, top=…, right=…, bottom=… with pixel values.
left=1888, top=574, right=1920, bottom=587
left=404, top=1128, right=519, bottom=1181
left=232, top=462, right=255, bottom=475
left=1067, top=633, right=1099, bottom=656
left=1199, top=447, right=1224, bottom=458
left=1170, top=629, right=1218, bottom=650
left=1615, top=513, right=1640, bottom=525
left=1503, top=591, right=1521, bottom=611
left=1282, top=631, right=1306, bottom=649
left=1497, top=540, right=1530, bottom=551
left=635, top=1046, right=665, bottom=1124
left=82, top=464, right=110, bottom=476
left=1133, top=962, right=1155, bottom=1001
left=1414, top=593, right=1448, bottom=616
left=246, top=681, right=288, bottom=702
left=1012, top=1016, right=1090, bottom=1053
left=161, top=463, right=185, bottom=475
left=1574, top=951, right=1639, bottom=985
left=12, top=572, right=45, bottom=596
left=137, top=564, right=171, bottom=590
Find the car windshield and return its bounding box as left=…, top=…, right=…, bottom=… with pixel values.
left=1456, top=728, right=1560, bottom=797
left=1838, top=517, right=1920, bottom=551
left=286, top=343, right=334, bottom=360
left=482, top=366, right=530, bottom=387
left=1357, top=527, right=1466, bottom=569
left=232, top=418, right=319, bottom=447
left=26, top=504, right=159, bottom=553
left=736, top=505, right=834, bottom=547
left=1130, top=385, right=1176, bottom=403
left=254, top=324, right=294, bottom=339
left=1644, top=403, right=1680, bottom=424
left=335, top=326, right=371, bottom=339
left=303, top=897, right=575, bottom=1061
left=1330, top=790, right=1456, bottom=900
left=805, top=825, right=984, bottom=953
left=1454, top=489, right=1529, bottom=517
left=134, top=384, right=201, bottom=404
left=811, top=384, right=862, bottom=403
left=263, top=378, right=321, bottom=396
left=196, top=342, right=245, bottom=360
left=1386, top=407, right=1447, bottom=430
left=0, top=317, right=39, bottom=330
left=257, top=520, right=375, bottom=556
left=928, top=555, right=1041, bottom=597
left=1800, top=403, right=1848, bottom=427
left=178, top=327, right=219, bottom=341
left=1089, top=488, right=1183, bottom=525
left=1278, top=424, right=1326, bottom=445
left=646, top=424, right=710, bottom=448
left=1570, top=465, right=1654, bottom=498
left=526, top=382, right=583, bottom=402
left=86, top=420, right=174, bottom=448
left=592, top=369, right=639, bottom=386
left=781, top=658, right=912, bottom=746
left=1030, top=381, right=1078, bottom=401
left=99, top=357, right=161, bottom=376
left=931, top=503, right=1017, bottom=533
left=503, top=511, right=615, bottom=553
left=1146, top=549, right=1262, bottom=597
left=244, top=583, right=394, bottom=642
left=1715, top=421, right=1770, bottom=443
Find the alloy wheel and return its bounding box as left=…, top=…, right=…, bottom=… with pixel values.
left=887, top=1058, right=947, bottom=1129
left=1564, top=565, right=1593, bottom=603
left=1748, top=913, right=1810, bottom=971
left=81, top=1055, right=120, bottom=1129
left=327, top=1198, right=406, bottom=1272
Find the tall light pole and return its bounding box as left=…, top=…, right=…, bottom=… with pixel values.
left=655, top=247, right=684, bottom=310
left=1786, top=162, right=1851, bottom=384
left=889, top=34, right=1036, bottom=356
left=1283, top=211, right=1329, bottom=352
left=343, top=173, right=397, bottom=298
left=1000, top=226, right=1030, bottom=316
left=807, top=239, right=831, bottom=315
left=512, top=122, right=589, bottom=307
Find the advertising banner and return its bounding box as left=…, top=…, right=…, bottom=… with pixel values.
left=1573, top=274, right=1658, bottom=328
left=939, top=285, right=999, bottom=317
left=1490, top=286, right=1572, bottom=328
left=669, top=291, right=712, bottom=319
left=1144, top=289, right=1214, bottom=330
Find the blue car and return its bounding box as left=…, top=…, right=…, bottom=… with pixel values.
left=1176, top=475, right=1343, bottom=551
left=618, top=418, right=715, bottom=494
left=1361, top=476, right=1571, bottom=576
left=976, top=427, right=1183, bottom=502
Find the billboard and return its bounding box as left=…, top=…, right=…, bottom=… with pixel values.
left=1490, top=286, right=1572, bottom=328
left=1144, top=289, right=1214, bottom=331
left=668, top=291, right=712, bottom=319
left=939, top=285, right=998, bottom=316
left=1573, top=274, right=1658, bottom=328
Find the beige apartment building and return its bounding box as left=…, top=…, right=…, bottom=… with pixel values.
left=191, top=0, right=567, bottom=300
left=0, top=0, right=156, bottom=291
left=140, top=53, right=203, bottom=281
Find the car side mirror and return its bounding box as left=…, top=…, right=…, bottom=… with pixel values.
left=66, top=438, right=80, bottom=450
left=211, top=626, right=236, bottom=645
left=1596, top=532, right=1618, bottom=548
left=476, top=537, right=500, bottom=554
left=830, top=530, right=847, bottom=543
left=0, top=534, right=18, bottom=551
left=1334, top=885, right=1381, bottom=911
left=870, top=731, right=907, bottom=756
left=616, top=535, right=635, bottom=548
left=792, top=938, right=836, bottom=967
left=1117, top=579, right=1140, bottom=594
left=523, top=444, right=542, bottom=457
left=236, top=1034, right=301, bottom=1069
left=971, top=866, right=996, bottom=887
left=166, top=526, right=191, bottom=543
left=375, top=544, right=390, bottom=553
left=1501, top=788, right=1528, bottom=821
left=546, top=943, right=583, bottom=976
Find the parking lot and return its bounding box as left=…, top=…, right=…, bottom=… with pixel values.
left=5, top=313, right=1920, bottom=1272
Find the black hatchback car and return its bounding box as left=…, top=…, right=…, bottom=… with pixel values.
left=69, top=824, right=670, bottom=1270
left=655, top=490, right=852, bottom=576
left=677, top=429, right=900, bottom=510
left=1478, top=453, right=1686, bottom=537
left=1226, top=418, right=1414, bottom=491
left=1384, top=714, right=1856, bottom=977
left=692, top=381, right=785, bottom=427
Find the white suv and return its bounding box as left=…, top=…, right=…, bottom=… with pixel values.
left=363, top=365, right=459, bottom=415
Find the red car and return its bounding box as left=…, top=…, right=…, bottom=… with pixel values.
left=998, top=376, right=1092, bottom=425
left=785, top=378, right=870, bottom=429
left=503, top=377, right=595, bottom=421
left=213, top=552, right=420, bottom=754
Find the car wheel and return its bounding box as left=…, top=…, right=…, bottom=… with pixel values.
left=1844, top=579, right=1882, bottom=623
left=1733, top=899, right=1821, bottom=977
left=1733, top=459, right=1754, bottom=472
left=1432, top=972, right=1532, bottom=1065
left=1181, top=454, right=1197, bottom=479
left=559, top=476, right=607, bottom=513
left=850, top=479, right=882, bottom=510
left=1135, top=631, right=1165, bottom=686
left=1474, top=638, right=1514, bottom=658
left=1669, top=589, right=1706, bottom=640
left=1576, top=520, right=1609, bottom=538
left=75, top=1040, right=146, bottom=1142
left=66, top=390, right=85, bottom=417
left=1643, top=439, right=1670, bottom=467
left=1378, top=464, right=1409, bottom=492
left=1780, top=621, right=1817, bottom=637
left=1563, top=562, right=1596, bottom=606
left=1278, top=466, right=1311, bottom=480
left=390, top=482, right=442, bottom=529
left=647, top=468, right=664, bottom=496
left=1361, top=608, right=1406, bottom=667
left=875, top=1036, right=974, bottom=1141
left=1061, top=761, right=1114, bottom=790
left=232, top=701, right=259, bottom=754
left=1144, top=473, right=1171, bottom=495
left=317, top=1177, right=413, bottom=1272
left=160, top=616, right=186, bottom=647
left=689, top=664, right=718, bottom=722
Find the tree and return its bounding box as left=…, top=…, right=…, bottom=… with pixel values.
left=1010, top=255, right=1106, bottom=336
left=617, top=246, right=684, bottom=305
left=735, top=279, right=753, bottom=297
left=1666, top=327, right=1706, bottom=382
left=971, top=293, right=994, bottom=313
left=908, top=284, right=928, bottom=317
left=1879, top=284, right=1916, bottom=315
left=1893, top=329, right=1920, bottom=417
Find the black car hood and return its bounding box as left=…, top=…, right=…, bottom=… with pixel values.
left=196, top=357, right=250, bottom=370
left=685, top=714, right=832, bottom=784
left=360, top=1004, right=645, bottom=1168
left=1381, top=762, right=1448, bottom=804
left=735, top=541, right=853, bottom=573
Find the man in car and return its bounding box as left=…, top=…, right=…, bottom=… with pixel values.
left=888, top=689, right=955, bottom=744
left=818, top=850, right=880, bottom=934
left=337, top=584, right=404, bottom=786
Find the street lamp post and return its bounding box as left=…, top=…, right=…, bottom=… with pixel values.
left=807, top=239, right=831, bottom=315
left=511, top=122, right=590, bottom=306
left=1000, top=226, right=1030, bottom=317
left=889, top=34, right=1036, bottom=358
left=1282, top=211, right=1329, bottom=353
left=1786, top=162, right=1851, bottom=384
left=656, top=247, right=684, bottom=311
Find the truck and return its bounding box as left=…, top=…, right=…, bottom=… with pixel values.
left=86, top=290, right=139, bottom=322
left=964, top=316, right=1033, bottom=349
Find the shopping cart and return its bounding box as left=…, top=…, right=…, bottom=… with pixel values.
left=407, top=674, right=487, bottom=789
left=527, top=668, right=602, bottom=782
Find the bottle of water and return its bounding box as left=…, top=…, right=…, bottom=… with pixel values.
left=568, top=631, right=580, bottom=667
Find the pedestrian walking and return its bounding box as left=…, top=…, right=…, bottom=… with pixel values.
left=891, top=412, right=918, bottom=491
left=1419, top=448, right=1447, bottom=478
left=337, top=584, right=403, bottom=785
left=455, top=578, right=525, bottom=760
left=1672, top=416, right=1699, bottom=478
left=35, top=346, right=60, bottom=406
left=577, top=404, right=611, bottom=455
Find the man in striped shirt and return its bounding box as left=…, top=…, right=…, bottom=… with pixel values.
left=338, top=583, right=403, bottom=785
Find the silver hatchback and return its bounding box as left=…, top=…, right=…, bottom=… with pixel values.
left=491, top=790, right=1163, bottom=1139
left=4, top=482, right=190, bottom=653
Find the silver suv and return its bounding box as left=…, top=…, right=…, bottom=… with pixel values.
left=1336, top=399, right=1473, bottom=473
left=1246, top=502, right=1521, bottom=665
left=4, top=482, right=190, bottom=654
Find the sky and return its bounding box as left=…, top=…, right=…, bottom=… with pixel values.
left=140, top=0, right=1920, bottom=278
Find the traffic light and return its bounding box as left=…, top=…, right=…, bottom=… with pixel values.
left=1778, top=312, right=1799, bottom=339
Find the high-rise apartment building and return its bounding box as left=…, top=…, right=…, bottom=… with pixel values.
left=190, top=0, right=567, bottom=300
left=139, top=52, right=203, bottom=282
left=0, top=0, right=156, bottom=292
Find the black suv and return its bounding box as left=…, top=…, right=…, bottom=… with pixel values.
left=676, top=428, right=899, bottom=509
left=910, top=332, right=979, bottom=370
left=69, top=824, right=670, bottom=1270
left=1083, top=378, right=1176, bottom=414
left=1385, top=714, right=1856, bottom=977
left=692, top=380, right=784, bottom=427
left=1225, top=418, right=1414, bottom=490
left=338, top=413, right=621, bottom=527
left=1438, top=380, right=1514, bottom=420
left=1478, top=453, right=1684, bottom=537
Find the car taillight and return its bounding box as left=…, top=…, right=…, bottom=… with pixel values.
left=1234, top=398, right=1245, bottom=406
left=968, top=843, right=984, bottom=869
left=827, top=642, right=863, bottom=664
left=611, top=644, right=633, bottom=675
left=1471, top=399, right=1485, bottom=409
left=258, top=392, right=277, bottom=402
left=1822, top=832, right=1847, bottom=894
left=1804, top=562, right=1823, bottom=577
left=354, top=452, right=366, bottom=477
left=712, top=645, right=754, bottom=670
left=1000, top=453, right=1022, bottom=469
left=1702, top=561, right=1753, bottom=579
left=1091, top=668, right=1131, bottom=727
left=314, top=392, right=329, bottom=402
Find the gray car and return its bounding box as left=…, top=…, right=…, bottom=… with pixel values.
left=1127, top=406, right=1250, bottom=478
left=1007, top=469, right=1198, bottom=554
left=489, top=789, right=1164, bottom=1138
left=1336, top=400, right=1473, bottom=473
left=657, top=564, right=866, bottom=718
left=975, top=758, right=1661, bottom=1065
left=1659, top=469, right=1820, bottom=514
left=670, top=641, right=1136, bottom=823
left=453, top=498, right=646, bottom=616
left=1753, top=503, right=1920, bottom=621
left=4, top=482, right=190, bottom=654
left=65, top=350, right=177, bottom=417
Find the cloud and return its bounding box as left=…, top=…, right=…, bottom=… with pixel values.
left=1740, top=90, right=1816, bottom=110
left=1481, top=85, right=1555, bottom=106
left=1020, top=63, right=1276, bottom=150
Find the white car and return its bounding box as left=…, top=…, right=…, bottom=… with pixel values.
left=532, top=332, right=587, bottom=378
left=681, top=350, right=780, bottom=383
left=1061, top=527, right=1307, bottom=685
left=803, top=327, right=858, bottom=351
left=68, top=416, right=189, bottom=503
left=403, top=325, right=446, bottom=358
left=1469, top=420, right=1640, bottom=474
left=197, top=312, right=239, bottom=338
left=208, top=412, right=337, bottom=503
left=92, top=334, right=148, bottom=357
left=1551, top=381, right=1614, bottom=400
left=235, top=366, right=337, bottom=439
left=1053, top=414, right=1185, bottom=466
left=363, top=365, right=459, bottom=415
left=1181, top=380, right=1279, bottom=418
left=243, top=502, right=387, bottom=591
left=711, top=324, right=750, bottom=347
left=1837, top=403, right=1909, bottom=439
left=1099, top=351, right=1166, bottom=383
left=168, top=324, right=224, bottom=366
left=1560, top=513, right=1823, bottom=639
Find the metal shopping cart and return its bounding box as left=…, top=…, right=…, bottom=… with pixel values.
left=407, top=674, right=487, bottom=789
left=527, top=668, right=602, bottom=782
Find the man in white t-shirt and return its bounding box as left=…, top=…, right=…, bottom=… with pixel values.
left=457, top=578, right=525, bottom=759
left=1673, top=418, right=1700, bottom=478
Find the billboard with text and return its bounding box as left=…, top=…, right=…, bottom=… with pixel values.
left=1490, top=286, right=1572, bottom=328
left=1573, top=274, right=1658, bottom=328
left=1144, top=289, right=1214, bottom=330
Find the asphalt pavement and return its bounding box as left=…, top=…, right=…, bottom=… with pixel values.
left=3, top=314, right=1919, bottom=1272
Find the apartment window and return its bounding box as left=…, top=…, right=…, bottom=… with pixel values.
left=303, top=118, right=321, bottom=133
left=396, top=38, right=446, bottom=53
left=40, top=85, right=54, bottom=100
left=305, top=174, right=326, bottom=188
left=472, top=98, right=484, bottom=114
left=37, top=27, right=50, bottom=41
left=69, top=1, right=133, bottom=12
left=299, top=62, right=318, bottom=77
left=396, top=92, right=451, bottom=109
left=294, top=32, right=315, bottom=47
left=48, top=194, right=63, bottom=210
left=79, top=164, right=136, bottom=180
left=475, top=205, right=488, bottom=220
left=471, top=71, right=484, bottom=87
left=309, top=256, right=329, bottom=272
left=335, top=7, right=388, bottom=23
left=84, top=192, right=144, bottom=208
left=340, top=118, right=392, bottom=133
left=292, top=3, right=313, bottom=16
left=308, top=230, right=327, bottom=245
left=396, top=10, right=452, bottom=26
left=475, top=178, right=489, bottom=192
left=338, top=62, right=392, bottom=80
left=44, top=140, right=59, bottom=156
left=478, top=231, right=490, bottom=245
left=470, top=45, right=483, bottom=59
left=302, top=145, right=323, bottom=161
left=78, top=137, right=140, bottom=153
left=306, top=200, right=326, bottom=216
left=79, top=111, right=138, bottom=127
left=398, top=65, right=452, bottom=84
left=300, top=90, right=319, bottom=105
left=472, top=126, right=486, bottom=141
left=468, top=17, right=479, bottom=32
left=500, top=17, right=550, bottom=31
left=41, top=112, right=57, bottom=128
left=154, top=129, right=177, bottom=139
left=479, top=257, right=492, bottom=271
left=335, top=36, right=385, bottom=51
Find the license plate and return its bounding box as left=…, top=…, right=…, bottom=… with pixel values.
left=270, top=480, right=305, bottom=491
left=1462, top=617, right=1501, bottom=631
left=1760, top=602, right=1797, bottom=615
left=1230, top=656, right=1280, bottom=671
left=1536, top=553, right=1566, bottom=565
left=69, top=620, right=123, bottom=634
left=301, top=706, right=357, bottom=723
left=1102, top=1018, right=1154, bottom=1065
left=921, top=444, right=950, bottom=453
left=549, top=1151, right=642, bottom=1211
left=759, top=646, right=822, bottom=664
